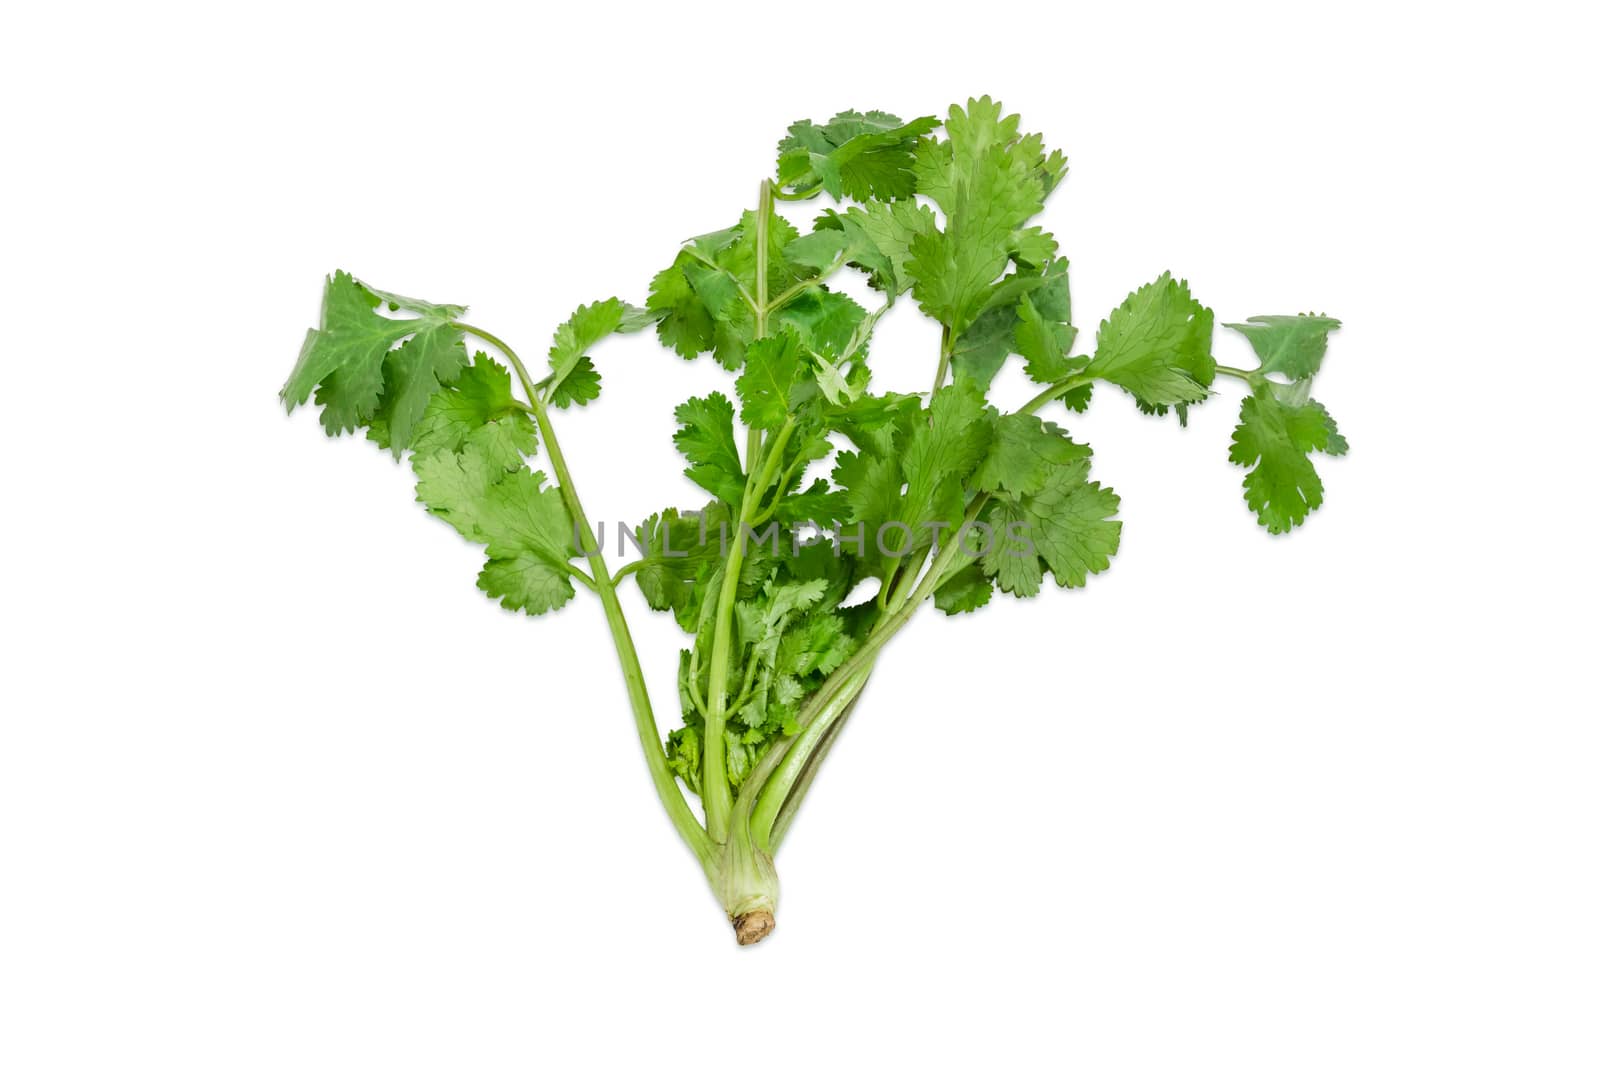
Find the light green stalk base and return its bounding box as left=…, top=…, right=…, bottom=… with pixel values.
left=704, top=833, right=780, bottom=945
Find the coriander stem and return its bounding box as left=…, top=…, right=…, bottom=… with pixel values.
left=700, top=180, right=778, bottom=844
left=755, top=179, right=772, bottom=324
left=458, top=323, right=541, bottom=400
left=565, top=563, right=598, bottom=592
left=884, top=545, right=930, bottom=615
left=772, top=184, right=820, bottom=202
left=748, top=418, right=797, bottom=521
left=929, top=324, right=954, bottom=395
left=1017, top=373, right=1092, bottom=416
left=766, top=257, right=844, bottom=313
left=767, top=688, right=863, bottom=851
left=454, top=321, right=712, bottom=864
left=748, top=661, right=872, bottom=853
left=1213, top=364, right=1256, bottom=383
left=702, top=525, right=746, bottom=844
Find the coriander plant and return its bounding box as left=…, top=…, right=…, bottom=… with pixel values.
left=281, top=98, right=1348, bottom=944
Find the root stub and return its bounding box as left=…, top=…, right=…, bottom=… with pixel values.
left=732, top=910, right=775, bottom=945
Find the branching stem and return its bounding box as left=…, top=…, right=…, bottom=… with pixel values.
left=455, top=321, right=712, bottom=864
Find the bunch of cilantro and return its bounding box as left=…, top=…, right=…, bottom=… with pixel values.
left=281, top=98, right=1347, bottom=945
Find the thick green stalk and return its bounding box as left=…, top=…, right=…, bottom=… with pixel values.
left=738, top=501, right=979, bottom=832
left=457, top=322, right=712, bottom=865
left=748, top=660, right=872, bottom=852
left=767, top=689, right=863, bottom=852
left=700, top=524, right=747, bottom=842
left=699, top=179, right=778, bottom=843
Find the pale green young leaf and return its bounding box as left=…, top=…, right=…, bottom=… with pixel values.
left=1225, top=314, right=1342, bottom=381
left=414, top=442, right=508, bottom=541
left=474, top=469, right=580, bottom=616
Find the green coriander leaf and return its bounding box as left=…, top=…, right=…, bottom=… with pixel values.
left=776, top=612, right=858, bottom=679
left=1228, top=383, right=1347, bottom=533
left=282, top=271, right=467, bottom=448
left=829, top=391, right=921, bottom=457
left=406, top=355, right=537, bottom=467
left=974, top=413, right=1091, bottom=496
left=647, top=258, right=717, bottom=359
left=950, top=304, right=1017, bottom=389
left=816, top=200, right=940, bottom=298
left=772, top=479, right=848, bottom=528
left=1088, top=272, right=1216, bottom=409
left=374, top=328, right=471, bottom=454
left=896, top=382, right=995, bottom=549
left=908, top=97, right=1051, bottom=333
left=474, top=469, right=579, bottom=615
left=736, top=333, right=805, bottom=430
left=782, top=230, right=850, bottom=272
left=777, top=110, right=939, bottom=201
left=1225, top=314, right=1342, bottom=381
left=665, top=720, right=703, bottom=795
left=673, top=392, right=746, bottom=506
left=461, top=416, right=540, bottom=474
left=414, top=439, right=580, bottom=616
left=934, top=561, right=994, bottom=615
left=414, top=442, right=507, bottom=541
left=547, top=297, right=650, bottom=409
left=775, top=289, right=869, bottom=359
left=982, top=497, right=1044, bottom=597
left=831, top=449, right=902, bottom=566
left=1009, top=226, right=1058, bottom=267
left=1024, top=464, right=1122, bottom=588
left=1059, top=381, right=1095, bottom=413
left=948, top=260, right=1075, bottom=393
left=632, top=508, right=719, bottom=618
left=1016, top=293, right=1082, bottom=385
left=551, top=359, right=601, bottom=408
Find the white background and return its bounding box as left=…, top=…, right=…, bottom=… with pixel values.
left=3, top=2, right=1596, bottom=1065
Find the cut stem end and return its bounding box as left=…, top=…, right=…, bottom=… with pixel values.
left=733, top=910, right=775, bottom=945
